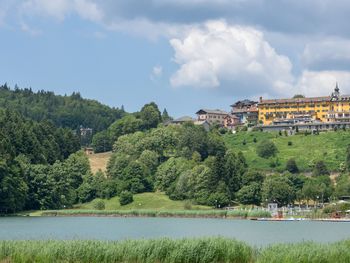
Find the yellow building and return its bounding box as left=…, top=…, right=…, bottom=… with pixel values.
left=258, top=84, right=350, bottom=125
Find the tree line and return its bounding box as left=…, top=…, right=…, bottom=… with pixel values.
left=0, top=84, right=125, bottom=134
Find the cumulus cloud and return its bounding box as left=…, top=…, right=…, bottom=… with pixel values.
left=295, top=70, right=350, bottom=97
left=170, top=20, right=294, bottom=96
left=8, top=1, right=350, bottom=38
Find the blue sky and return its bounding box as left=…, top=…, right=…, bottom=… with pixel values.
left=1, top=1, right=350, bottom=117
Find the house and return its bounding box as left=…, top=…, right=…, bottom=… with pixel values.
left=224, top=114, right=240, bottom=130
left=230, top=100, right=258, bottom=126
left=195, top=109, right=228, bottom=126
left=166, top=116, right=210, bottom=131
left=169, top=116, right=195, bottom=125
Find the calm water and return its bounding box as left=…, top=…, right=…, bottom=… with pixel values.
left=1, top=217, right=350, bottom=246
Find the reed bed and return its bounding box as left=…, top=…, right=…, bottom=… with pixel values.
left=1, top=238, right=350, bottom=263
left=42, top=209, right=271, bottom=219
left=0, top=237, right=253, bottom=263
left=257, top=240, right=350, bottom=263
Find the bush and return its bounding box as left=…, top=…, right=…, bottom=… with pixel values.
left=253, top=137, right=257, bottom=143
left=286, top=158, right=299, bottom=174
left=313, top=160, right=330, bottom=176
left=92, top=199, right=105, bottom=210
left=183, top=200, right=192, bottom=210
left=256, top=140, right=278, bottom=159
left=119, top=190, right=133, bottom=206
left=287, top=141, right=292, bottom=146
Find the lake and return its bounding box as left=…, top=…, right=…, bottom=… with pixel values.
left=1, top=217, right=350, bottom=246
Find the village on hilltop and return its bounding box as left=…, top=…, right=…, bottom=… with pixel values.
left=168, top=84, right=350, bottom=132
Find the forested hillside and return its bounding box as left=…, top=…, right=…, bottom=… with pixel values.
left=0, top=109, right=86, bottom=213
left=0, top=84, right=125, bottom=132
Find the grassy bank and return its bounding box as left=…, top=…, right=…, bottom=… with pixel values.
left=1, top=238, right=350, bottom=263
left=41, top=209, right=271, bottom=219
left=76, top=192, right=210, bottom=211
left=224, top=130, right=350, bottom=172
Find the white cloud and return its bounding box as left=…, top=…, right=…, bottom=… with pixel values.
left=169, top=20, right=294, bottom=96
left=150, top=65, right=163, bottom=81
left=295, top=70, right=350, bottom=96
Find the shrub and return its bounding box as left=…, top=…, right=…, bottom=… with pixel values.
left=286, top=158, right=299, bottom=174
left=313, top=160, right=330, bottom=176
left=119, top=191, right=133, bottom=206
left=242, top=139, right=247, bottom=145
left=287, top=141, right=292, bottom=146
left=256, top=140, right=278, bottom=159
left=183, top=200, right=192, bottom=210
left=253, top=137, right=257, bottom=143
left=92, top=199, right=105, bottom=210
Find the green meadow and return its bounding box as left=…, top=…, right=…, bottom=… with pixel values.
left=224, top=130, right=350, bottom=172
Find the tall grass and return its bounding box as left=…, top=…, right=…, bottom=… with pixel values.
left=1, top=238, right=350, bottom=263
left=257, top=240, right=350, bottom=263
left=0, top=238, right=253, bottom=263
left=42, top=209, right=271, bottom=219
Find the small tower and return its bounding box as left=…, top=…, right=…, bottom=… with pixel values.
left=331, top=82, right=340, bottom=101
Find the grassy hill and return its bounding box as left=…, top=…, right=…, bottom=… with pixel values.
left=76, top=192, right=210, bottom=210
left=223, top=130, right=350, bottom=172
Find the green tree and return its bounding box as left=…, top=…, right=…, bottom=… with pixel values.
left=138, top=150, right=159, bottom=175
left=91, top=130, right=113, bottom=153
left=161, top=108, right=172, bottom=122
left=262, top=175, right=295, bottom=206
left=236, top=182, right=262, bottom=205
left=155, top=157, right=193, bottom=192
left=346, top=145, right=350, bottom=172
left=140, top=102, right=162, bottom=130
left=256, top=140, right=278, bottom=158
left=241, top=170, right=265, bottom=186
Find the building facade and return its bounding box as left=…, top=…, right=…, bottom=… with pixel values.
left=230, top=99, right=258, bottom=126
left=258, top=85, right=350, bottom=125
left=196, top=109, right=229, bottom=126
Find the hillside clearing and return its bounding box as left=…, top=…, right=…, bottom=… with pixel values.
left=88, top=151, right=112, bottom=174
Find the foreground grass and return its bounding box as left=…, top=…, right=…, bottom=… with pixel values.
left=76, top=192, right=210, bottom=211
left=224, top=130, right=350, bottom=172
left=41, top=209, right=271, bottom=219
left=257, top=240, right=350, bottom=263
left=1, top=238, right=350, bottom=263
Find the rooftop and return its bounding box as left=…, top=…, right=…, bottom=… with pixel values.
left=196, top=109, right=228, bottom=115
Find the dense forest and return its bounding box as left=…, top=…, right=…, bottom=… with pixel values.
left=0, top=84, right=125, bottom=133
left=0, top=109, right=85, bottom=212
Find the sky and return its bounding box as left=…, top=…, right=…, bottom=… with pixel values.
left=1, top=0, right=350, bottom=117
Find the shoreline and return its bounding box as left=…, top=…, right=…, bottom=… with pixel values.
left=14, top=209, right=350, bottom=222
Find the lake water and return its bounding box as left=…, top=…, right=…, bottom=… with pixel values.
left=1, top=217, right=350, bottom=246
